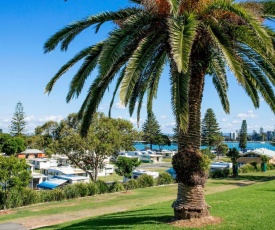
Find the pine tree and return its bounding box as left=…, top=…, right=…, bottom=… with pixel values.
left=201, top=108, right=222, bottom=148
left=142, top=113, right=161, bottom=150
left=10, top=101, right=27, bottom=136
left=239, top=120, right=247, bottom=151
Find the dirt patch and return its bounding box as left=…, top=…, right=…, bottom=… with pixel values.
left=0, top=210, right=14, bottom=215
left=169, top=216, right=223, bottom=228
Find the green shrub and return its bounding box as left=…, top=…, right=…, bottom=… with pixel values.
left=95, top=180, right=109, bottom=194
left=250, top=161, right=258, bottom=171
left=51, top=189, right=65, bottom=201
left=156, top=172, right=174, bottom=185
left=63, top=184, right=81, bottom=199
left=74, top=183, right=88, bottom=197
left=210, top=168, right=230, bottom=178
left=39, top=190, right=57, bottom=202
left=267, top=163, right=275, bottom=170
left=86, top=182, right=99, bottom=196
left=21, top=188, right=40, bottom=206
left=123, top=179, right=139, bottom=191
left=137, top=174, right=154, bottom=188
left=6, top=189, right=23, bottom=208
left=109, top=181, right=125, bottom=193
left=239, top=164, right=257, bottom=173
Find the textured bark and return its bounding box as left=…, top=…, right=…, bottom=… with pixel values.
left=172, top=183, right=210, bottom=219
left=172, top=58, right=210, bottom=219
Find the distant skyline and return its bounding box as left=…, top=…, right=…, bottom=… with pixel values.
left=1, top=0, right=275, bottom=135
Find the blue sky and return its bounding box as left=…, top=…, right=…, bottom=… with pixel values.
left=1, top=0, right=275, bottom=135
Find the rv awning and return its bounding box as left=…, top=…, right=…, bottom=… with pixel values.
left=37, top=178, right=68, bottom=190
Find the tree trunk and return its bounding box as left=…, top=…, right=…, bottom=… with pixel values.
left=172, top=66, right=210, bottom=219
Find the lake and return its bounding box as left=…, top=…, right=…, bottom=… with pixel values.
left=133, top=142, right=275, bottom=151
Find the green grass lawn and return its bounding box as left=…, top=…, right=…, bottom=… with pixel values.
left=1, top=170, right=274, bottom=229
left=39, top=177, right=275, bottom=230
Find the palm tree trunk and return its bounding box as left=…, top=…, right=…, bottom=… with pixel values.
left=172, top=68, right=210, bottom=219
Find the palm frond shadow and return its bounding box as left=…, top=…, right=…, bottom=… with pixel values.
left=39, top=208, right=171, bottom=230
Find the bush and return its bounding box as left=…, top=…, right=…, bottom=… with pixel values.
left=39, top=190, right=57, bottom=202
left=51, top=189, right=65, bottom=201
left=21, top=188, right=40, bottom=206
left=156, top=172, right=174, bottom=185
left=267, top=163, right=275, bottom=170
left=210, top=168, right=230, bottom=178
left=63, top=184, right=81, bottom=199
left=109, top=181, right=125, bottom=193
left=123, top=179, right=139, bottom=191
left=95, top=180, right=109, bottom=194
left=5, top=189, right=23, bottom=208
left=74, top=183, right=88, bottom=197
left=137, top=174, right=154, bottom=188
left=86, top=182, right=99, bottom=196
left=239, top=164, right=258, bottom=173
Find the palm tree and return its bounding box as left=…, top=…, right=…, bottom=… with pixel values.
left=44, top=0, right=275, bottom=220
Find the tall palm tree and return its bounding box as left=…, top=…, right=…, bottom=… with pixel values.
left=44, top=0, right=275, bottom=219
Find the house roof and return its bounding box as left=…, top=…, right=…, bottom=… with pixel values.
left=243, top=148, right=275, bottom=158
left=37, top=178, right=68, bottom=189
left=21, top=149, right=44, bottom=154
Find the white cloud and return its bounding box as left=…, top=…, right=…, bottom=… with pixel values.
left=237, top=110, right=257, bottom=119
left=232, top=120, right=241, bottom=124
left=114, top=101, right=126, bottom=110
left=161, top=115, right=167, bottom=119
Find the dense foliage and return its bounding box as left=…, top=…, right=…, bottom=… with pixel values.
left=239, top=120, right=247, bottom=151
left=10, top=101, right=27, bottom=136
left=201, top=108, right=223, bottom=148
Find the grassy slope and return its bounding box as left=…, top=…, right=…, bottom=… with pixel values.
left=0, top=171, right=274, bottom=229
left=40, top=178, right=275, bottom=230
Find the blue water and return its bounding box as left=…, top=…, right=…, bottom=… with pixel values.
left=133, top=142, right=275, bottom=151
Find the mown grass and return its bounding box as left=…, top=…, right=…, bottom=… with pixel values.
left=1, top=170, right=274, bottom=229
left=39, top=178, right=275, bottom=230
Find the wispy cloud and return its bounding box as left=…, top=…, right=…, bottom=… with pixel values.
left=237, top=110, right=257, bottom=119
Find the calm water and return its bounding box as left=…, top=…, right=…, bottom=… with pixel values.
left=133, top=142, right=275, bottom=151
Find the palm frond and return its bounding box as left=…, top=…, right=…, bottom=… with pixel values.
left=45, top=44, right=102, bottom=94
left=207, top=23, right=245, bottom=86
left=261, top=1, right=275, bottom=19
left=166, top=0, right=180, bottom=15
left=120, top=34, right=163, bottom=105
left=170, top=62, right=190, bottom=132
left=168, top=13, right=198, bottom=73
left=44, top=8, right=141, bottom=53
left=99, top=12, right=153, bottom=77
left=66, top=44, right=103, bottom=102
left=210, top=55, right=230, bottom=113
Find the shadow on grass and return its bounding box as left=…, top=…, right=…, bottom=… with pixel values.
left=211, top=174, right=275, bottom=186
left=39, top=209, right=171, bottom=230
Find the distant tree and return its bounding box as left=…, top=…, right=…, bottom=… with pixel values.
left=10, top=101, right=27, bottom=136
left=2, top=137, right=25, bottom=156
left=201, top=148, right=216, bottom=160
left=156, top=134, right=171, bottom=150
left=142, top=114, right=162, bottom=150
left=259, top=127, right=266, bottom=141
left=115, top=157, right=141, bottom=182
left=52, top=113, right=137, bottom=181
left=216, top=143, right=229, bottom=161
left=201, top=108, right=223, bottom=149
left=226, top=147, right=240, bottom=177
left=0, top=133, right=12, bottom=152
left=239, top=120, right=247, bottom=151
left=0, top=156, right=31, bottom=209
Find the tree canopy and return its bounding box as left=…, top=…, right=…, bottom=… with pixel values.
left=0, top=156, right=31, bottom=209
left=10, top=101, right=27, bottom=136
left=239, top=120, right=247, bottom=151
left=201, top=108, right=223, bottom=148
left=2, top=137, right=25, bottom=156
left=44, top=0, right=275, bottom=220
